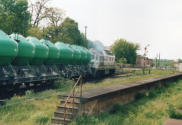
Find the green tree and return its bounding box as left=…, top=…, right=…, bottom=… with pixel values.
left=44, top=17, right=85, bottom=46
left=118, top=58, right=127, bottom=64
left=59, top=17, right=84, bottom=46
left=0, top=0, right=30, bottom=35
left=111, top=39, right=139, bottom=64
left=27, top=27, right=44, bottom=39
left=30, top=0, right=51, bottom=27
left=42, top=26, right=61, bottom=42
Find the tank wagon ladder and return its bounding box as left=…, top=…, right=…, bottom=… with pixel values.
left=51, top=75, right=83, bottom=125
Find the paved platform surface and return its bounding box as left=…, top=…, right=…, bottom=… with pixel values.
left=163, top=118, right=182, bottom=125
left=80, top=73, right=182, bottom=101
left=60, top=73, right=182, bottom=102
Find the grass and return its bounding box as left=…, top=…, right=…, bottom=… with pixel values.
left=0, top=95, right=58, bottom=125
left=72, top=79, right=182, bottom=125
left=0, top=69, right=178, bottom=125
left=0, top=78, right=74, bottom=125
left=82, top=69, right=176, bottom=90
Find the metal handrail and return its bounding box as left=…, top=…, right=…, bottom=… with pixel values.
left=63, top=75, right=83, bottom=125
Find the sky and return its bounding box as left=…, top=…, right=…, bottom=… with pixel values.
left=46, top=0, right=182, bottom=59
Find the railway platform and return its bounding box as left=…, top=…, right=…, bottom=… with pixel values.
left=52, top=73, right=182, bottom=124
left=79, top=73, right=182, bottom=115
left=163, top=118, right=182, bottom=125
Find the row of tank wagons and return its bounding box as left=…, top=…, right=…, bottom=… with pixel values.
left=0, top=30, right=92, bottom=67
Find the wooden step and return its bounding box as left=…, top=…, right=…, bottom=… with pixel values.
left=54, top=111, right=74, bottom=119
left=57, top=105, right=79, bottom=113
left=60, top=100, right=80, bottom=107
left=62, top=95, right=81, bottom=98
left=58, top=94, right=81, bottom=100
left=51, top=117, right=72, bottom=124
left=59, top=97, right=80, bottom=103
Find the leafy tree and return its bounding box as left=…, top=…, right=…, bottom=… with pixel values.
left=39, top=7, right=65, bottom=42
left=111, top=39, right=139, bottom=64
left=29, top=0, right=51, bottom=27
left=27, top=27, right=44, bottom=39
left=80, top=33, right=88, bottom=48
left=44, top=17, right=84, bottom=46
left=0, top=0, right=85, bottom=48
left=45, top=7, right=65, bottom=27
left=59, top=17, right=84, bottom=45
left=118, top=58, right=127, bottom=64
left=42, top=26, right=61, bottom=42
left=0, top=0, right=30, bottom=35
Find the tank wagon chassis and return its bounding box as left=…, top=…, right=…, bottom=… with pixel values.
left=0, top=64, right=89, bottom=86
left=0, top=30, right=93, bottom=88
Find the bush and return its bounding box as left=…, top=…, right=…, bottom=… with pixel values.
left=110, top=103, right=123, bottom=114
left=53, top=78, right=74, bottom=91
left=34, top=115, right=49, bottom=125
left=148, top=90, right=158, bottom=98
left=25, top=90, right=34, bottom=97
left=135, top=93, right=146, bottom=100
left=75, top=113, right=99, bottom=125
left=167, top=104, right=182, bottom=119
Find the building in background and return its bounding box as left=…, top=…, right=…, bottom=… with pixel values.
left=173, top=60, right=182, bottom=72
left=136, top=55, right=152, bottom=67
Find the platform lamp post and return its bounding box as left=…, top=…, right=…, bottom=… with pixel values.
left=84, top=26, right=87, bottom=48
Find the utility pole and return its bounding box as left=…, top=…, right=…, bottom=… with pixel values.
left=159, top=53, right=160, bottom=69
left=155, top=54, right=158, bottom=69
left=143, top=44, right=150, bottom=74
left=84, top=26, right=87, bottom=48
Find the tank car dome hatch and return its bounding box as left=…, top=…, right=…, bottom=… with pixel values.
left=40, top=39, right=59, bottom=64
left=9, top=34, right=35, bottom=66
left=26, top=37, right=49, bottom=65
left=0, top=30, right=18, bottom=65
left=55, top=42, right=73, bottom=65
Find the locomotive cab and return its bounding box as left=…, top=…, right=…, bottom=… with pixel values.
left=89, top=48, right=115, bottom=78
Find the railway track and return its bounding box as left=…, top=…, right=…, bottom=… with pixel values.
left=0, top=82, right=54, bottom=100
left=0, top=69, right=137, bottom=101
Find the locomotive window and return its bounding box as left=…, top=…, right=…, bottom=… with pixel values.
left=96, top=56, right=99, bottom=60
left=100, top=56, right=104, bottom=61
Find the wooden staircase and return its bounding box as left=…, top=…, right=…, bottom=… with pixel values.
left=51, top=76, right=83, bottom=125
